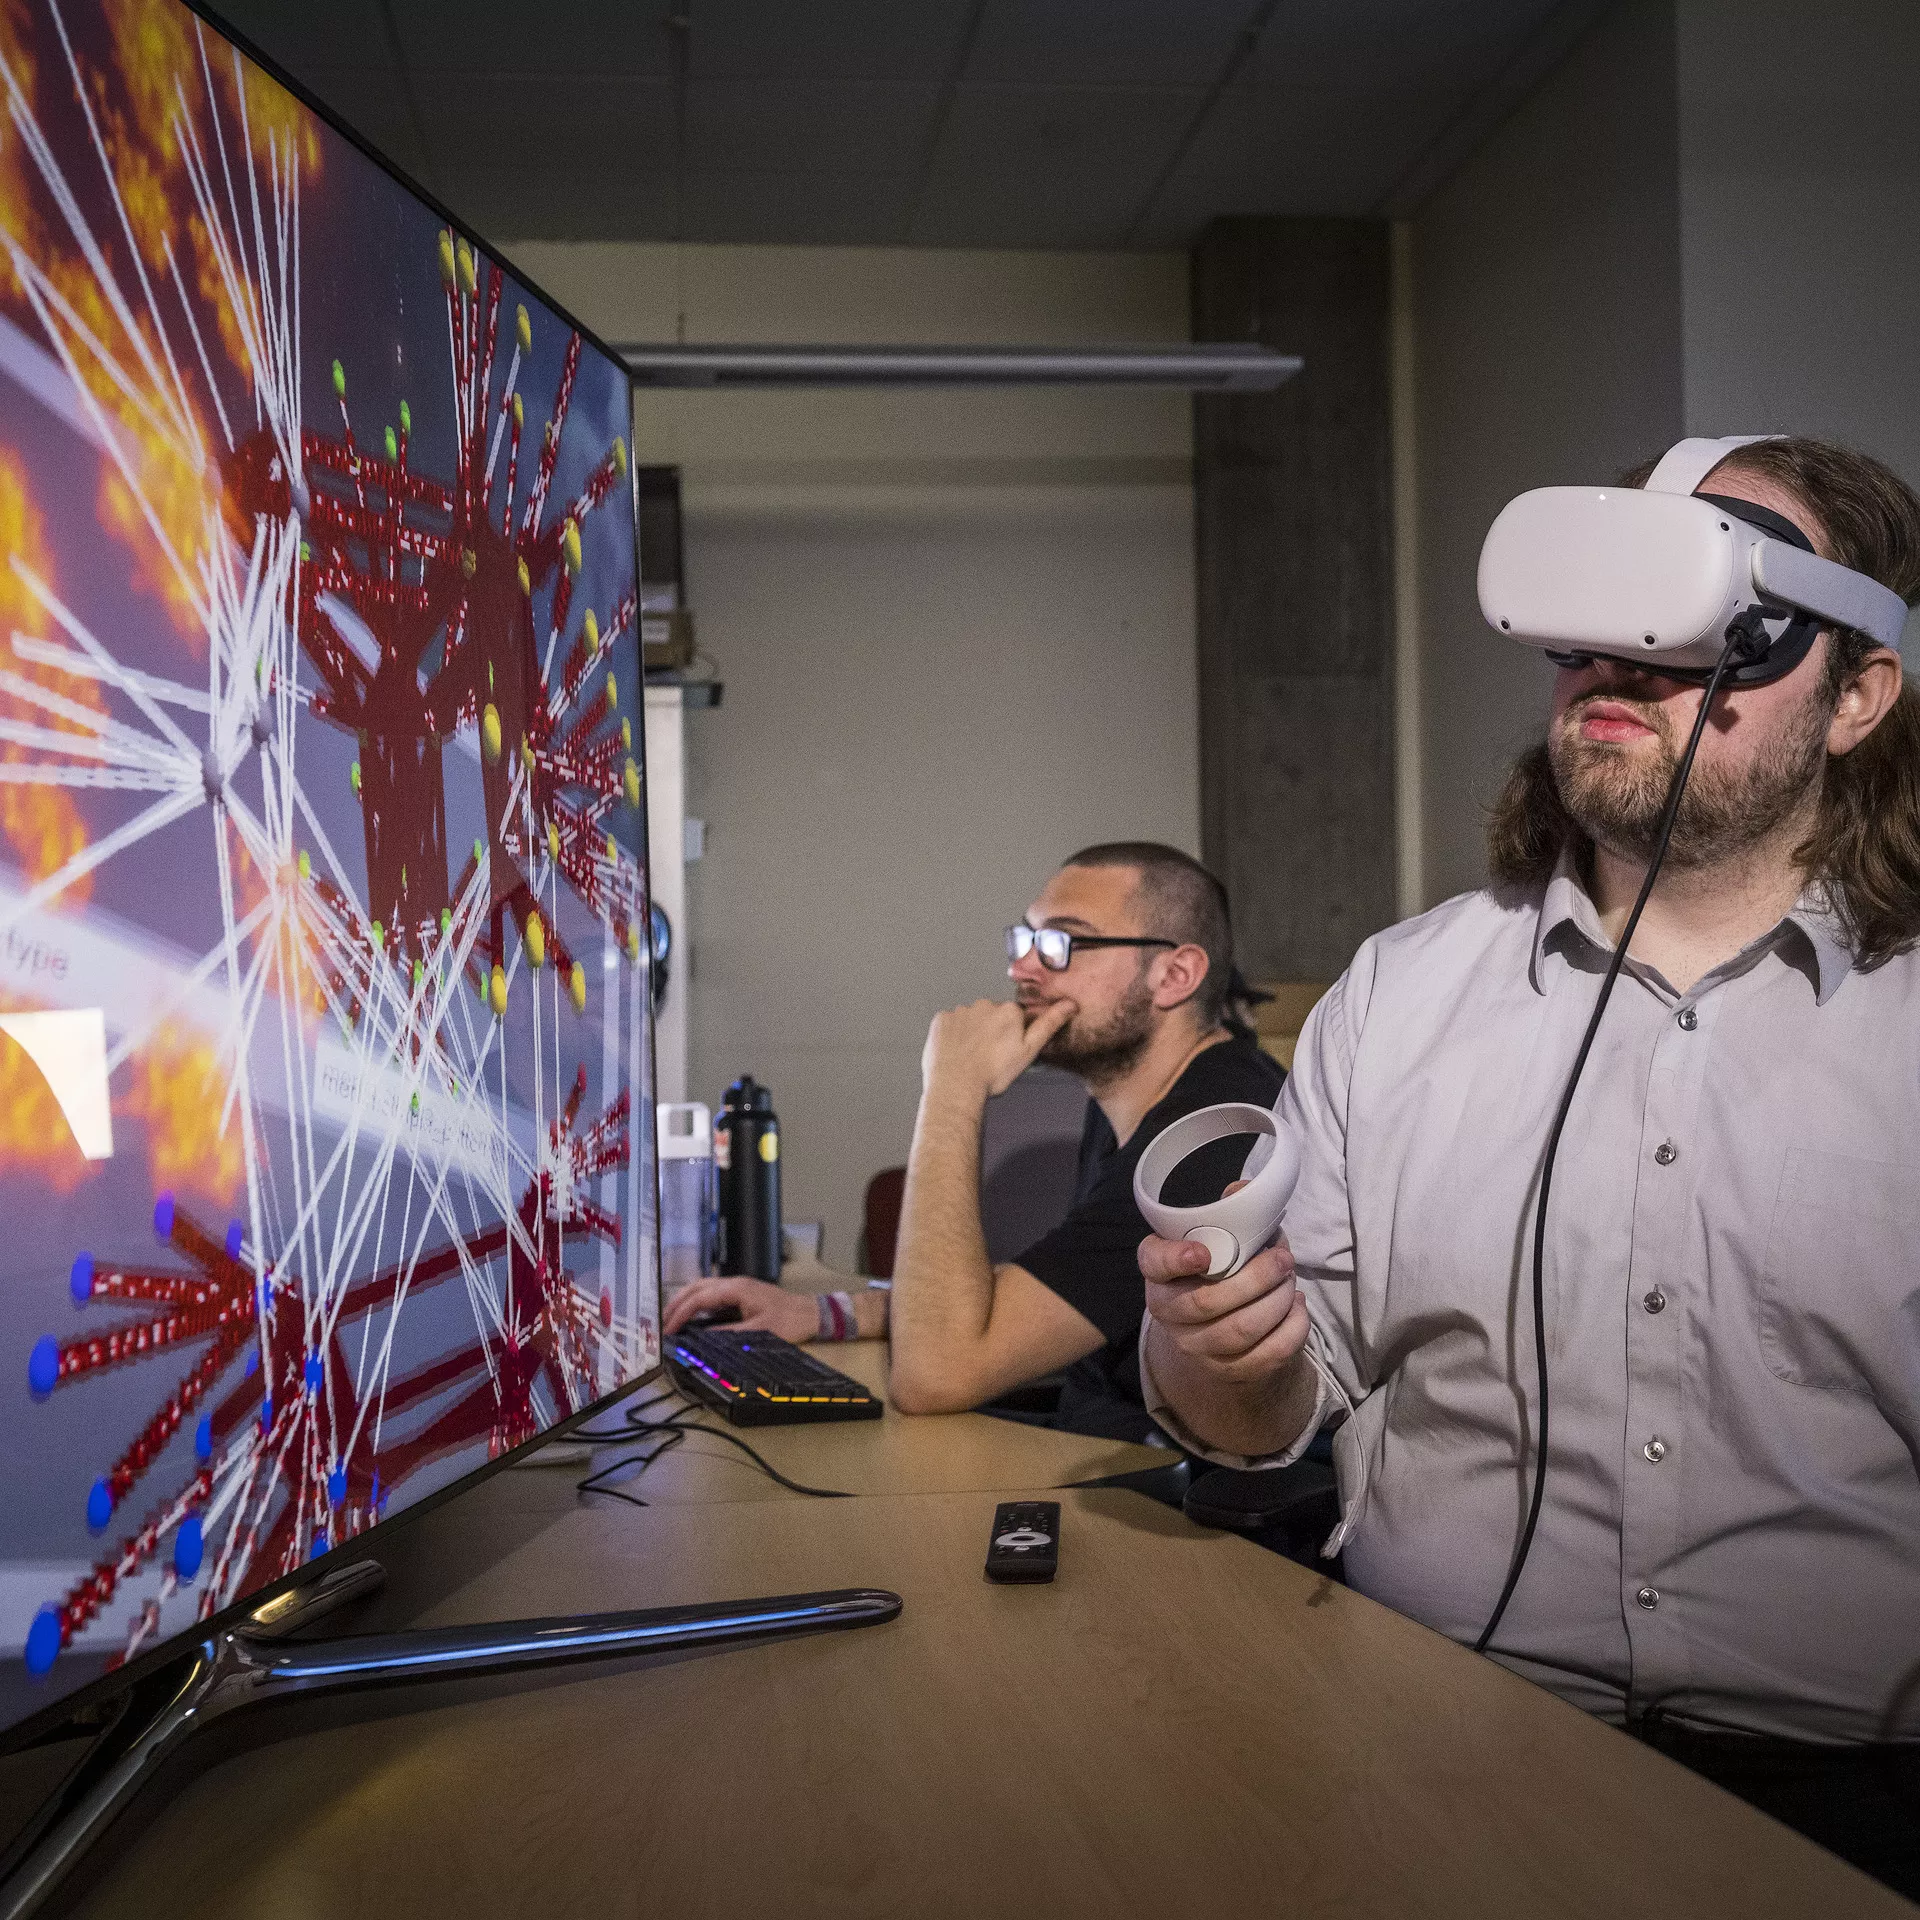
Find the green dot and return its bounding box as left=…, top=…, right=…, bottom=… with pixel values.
left=331, top=359, right=345, bottom=398
left=384, top=425, right=398, bottom=462
left=371, top=921, right=384, bottom=949
left=399, top=400, right=411, bottom=434
left=297, top=850, right=311, bottom=881
left=473, top=838, right=485, bottom=865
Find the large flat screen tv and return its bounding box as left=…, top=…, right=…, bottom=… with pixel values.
left=0, top=0, right=664, bottom=1749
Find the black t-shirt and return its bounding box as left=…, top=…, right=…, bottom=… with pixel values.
left=1013, top=1034, right=1286, bottom=1443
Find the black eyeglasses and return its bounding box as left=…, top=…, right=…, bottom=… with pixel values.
left=1005, top=924, right=1176, bottom=972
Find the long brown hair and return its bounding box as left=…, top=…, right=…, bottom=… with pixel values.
left=1488, top=437, right=1920, bottom=968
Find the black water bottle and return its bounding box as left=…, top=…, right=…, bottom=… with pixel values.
left=715, top=1075, right=782, bottom=1280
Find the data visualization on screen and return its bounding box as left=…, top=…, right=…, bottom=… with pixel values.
left=0, top=0, right=658, bottom=1733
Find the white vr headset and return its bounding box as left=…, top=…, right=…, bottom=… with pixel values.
left=1131, top=437, right=1912, bottom=1284
left=1478, top=435, right=1909, bottom=684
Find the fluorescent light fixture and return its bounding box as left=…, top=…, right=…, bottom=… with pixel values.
left=617, top=343, right=1300, bottom=391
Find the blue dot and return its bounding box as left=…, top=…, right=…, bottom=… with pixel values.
left=85, top=1478, right=112, bottom=1531
left=194, top=1415, right=213, bottom=1461
left=327, top=1466, right=347, bottom=1505
left=68, top=1253, right=94, bottom=1306
left=308, top=1532, right=329, bottom=1560
left=303, top=1355, right=323, bottom=1394
left=259, top=1396, right=274, bottom=1432
left=224, top=1219, right=244, bottom=1260
left=244, top=1350, right=258, bottom=1378
left=370, top=1471, right=382, bottom=1509
left=152, top=1191, right=175, bottom=1241
left=27, top=1336, right=59, bottom=1397
left=174, top=1516, right=203, bottom=1581
left=24, top=1607, right=61, bottom=1677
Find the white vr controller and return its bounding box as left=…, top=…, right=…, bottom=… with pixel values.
left=1132, top=1101, right=1301, bottom=1278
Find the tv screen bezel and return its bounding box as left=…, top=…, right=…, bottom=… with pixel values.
left=0, top=0, right=664, bottom=1763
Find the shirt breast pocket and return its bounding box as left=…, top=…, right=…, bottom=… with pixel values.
left=1759, top=1147, right=1920, bottom=1392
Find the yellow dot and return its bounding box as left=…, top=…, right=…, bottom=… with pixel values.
left=623, top=759, right=640, bottom=810
left=456, top=236, right=477, bottom=295
left=489, top=964, right=508, bottom=1016
left=436, top=230, right=455, bottom=288
left=621, top=717, right=632, bottom=750
left=611, top=437, right=628, bottom=480
left=562, top=519, right=582, bottom=577
left=583, top=609, right=600, bottom=654
left=516, top=557, right=531, bottom=596
left=515, top=304, right=531, bottom=354
left=625, top=923, right=642, bottom=964
left=547, top=821, right=561, bottom=862
left=605, top=675, right=618, bottom=715
left=481, top=704, right=502, bottom=762
left=569, top=962, right=587, bottom=1013
left=524, top=911, right=546, bottom=969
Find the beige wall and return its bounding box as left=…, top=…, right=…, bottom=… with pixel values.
left=507, top=243, right=1198, bottom=1266
left=1406, top=0, right=1685, bottom=908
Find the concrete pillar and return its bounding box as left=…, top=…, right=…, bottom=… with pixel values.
left=1191, top=217, right=1397, bottom=983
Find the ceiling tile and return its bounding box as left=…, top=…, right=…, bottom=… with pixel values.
left=418, top=75, right=677, bottom=177
left=685, top=80, right=939, bottom=174
left=687, top=0, right=977, bottom=82
left=1252, top=0, right=1564, bottom=99
left=389, top=0, right=683, bottom=78
left=677, top=171, right=916, bottom=247
left=1135, top=82, right=1462, bottom=241
left=200, top=0, right=395, bottom=82
left=925, top=81, right=1200, bottom=188
left=439, top=167, right=681, bottom=245
left=964, top=0, right=1261, bottom=89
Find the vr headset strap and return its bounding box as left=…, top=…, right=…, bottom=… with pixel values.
left=1646, top=434, right=1775, bottom=495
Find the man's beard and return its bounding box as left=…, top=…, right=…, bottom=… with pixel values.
left=1548, top=679, right=1830, bottom=869
left=1030, top=970, right=1156, bottom=1084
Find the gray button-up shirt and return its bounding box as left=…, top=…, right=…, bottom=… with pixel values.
left=1144, top=860, right=1920, bottom=1742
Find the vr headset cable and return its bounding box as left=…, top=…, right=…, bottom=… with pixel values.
left=1473, top=623, right=1760, bottom=1654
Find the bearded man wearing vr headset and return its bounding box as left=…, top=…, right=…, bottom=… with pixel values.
left=1138, top=435, right=1920, bottom=1897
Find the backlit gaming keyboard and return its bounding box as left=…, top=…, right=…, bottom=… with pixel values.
left=667, top=1327, right=884, bottom=1427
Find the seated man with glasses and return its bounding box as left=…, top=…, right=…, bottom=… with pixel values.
left=664, top=842, right=1282, bottom=1440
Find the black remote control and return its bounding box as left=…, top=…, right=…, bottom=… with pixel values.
left=985, top=1500, right=1060, bottom=1583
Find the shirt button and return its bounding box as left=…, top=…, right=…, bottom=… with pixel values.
left=1677, top=1007, right=1698, bottom=1031
left=1643, top=1436, right=1669, bottom=1463
left=1654, top=1141, right=1678, bottom=1165
left=1637, top=1586, right=1660, bottom=1611
left=1643, top=1288, right=1667, bottom=1314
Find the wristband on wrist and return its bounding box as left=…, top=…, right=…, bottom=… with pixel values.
left=815, top=1290, right=856, bottom=1341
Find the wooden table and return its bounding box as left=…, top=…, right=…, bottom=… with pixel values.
left=17, top=1346, right=1910, bottom=1918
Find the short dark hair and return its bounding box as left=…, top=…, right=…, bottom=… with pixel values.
left=1062, top=842, right=1261, bottom=1033
left=1487, top=435, right=1920, bottom=968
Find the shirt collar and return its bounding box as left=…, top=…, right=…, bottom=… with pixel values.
left=1527, top=847, right=1856, bottom=1005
